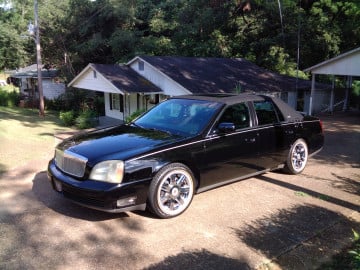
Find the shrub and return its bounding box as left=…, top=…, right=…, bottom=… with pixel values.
left=0, top=90, right=20, bottom=107
left=75, top=109, right=98, bottom=129
left=126, top=109, right=146, bottom=123
left=59, top=110, right=76, bottom=126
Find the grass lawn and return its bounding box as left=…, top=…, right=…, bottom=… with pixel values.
left=0, top=106, right=75, bottom=175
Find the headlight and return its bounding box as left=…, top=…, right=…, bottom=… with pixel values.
left=89, top=160, right=124, bottom=184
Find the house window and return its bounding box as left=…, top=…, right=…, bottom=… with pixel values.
left=93, top=70, right=97, bottom=78
left=110, top=93, right=124, bottom=112
left=138, top=61, right=144, bottom=71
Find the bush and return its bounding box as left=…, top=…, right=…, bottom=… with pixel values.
left=75, top=109, right=98, bottom=129
left=59, top=110, right=76, bottom=126
left=0, top=90, right=20, bottom=107
left=126, top=109, right=146, bottom=123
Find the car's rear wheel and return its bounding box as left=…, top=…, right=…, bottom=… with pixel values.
left=148, top=163, right=195, bottom=218
left=285, top=139, right=308, bottom=174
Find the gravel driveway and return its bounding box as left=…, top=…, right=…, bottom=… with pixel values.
left=0, top=112, right=359, bottom=270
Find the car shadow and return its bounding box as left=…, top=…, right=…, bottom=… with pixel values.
left=32, top=171, right=131, bottom=221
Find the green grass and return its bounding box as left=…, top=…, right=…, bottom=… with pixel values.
left=0, top=84, right=18, bottom=93
left=0, top=106, right=75, bottom=175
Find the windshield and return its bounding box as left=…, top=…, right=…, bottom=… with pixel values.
left=134, top=98, right=222, bottom=136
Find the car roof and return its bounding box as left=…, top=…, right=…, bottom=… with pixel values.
left=171, top=93, right=304, bottom=121
left=171, top=93, right=265, bottom=105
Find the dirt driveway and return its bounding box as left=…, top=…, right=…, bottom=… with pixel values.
left=0, top=112, right=359, bottom=270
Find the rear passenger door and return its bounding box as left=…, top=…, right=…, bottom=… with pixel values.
left=253, top=100, right=289, bottom=169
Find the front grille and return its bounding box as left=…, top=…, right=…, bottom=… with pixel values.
left=55, top=149, right=88, bottom=178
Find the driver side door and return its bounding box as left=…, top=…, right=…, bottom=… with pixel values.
left=198, top=102, right=261, bottom=191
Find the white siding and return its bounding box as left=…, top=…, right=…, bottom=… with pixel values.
left=71, top=69, right=120, bottom=93
left=306, top=49, right=360, bottom=76
left=19, top=78, right=65, bottom=100
left=128, top=94, right=137, bottom=116
left=129, top=59, right=191, bottom=96
left=43, top=80, right=65, bottom=99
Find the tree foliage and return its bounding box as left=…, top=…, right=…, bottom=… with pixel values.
left=0, top=0, right=359, bottom=80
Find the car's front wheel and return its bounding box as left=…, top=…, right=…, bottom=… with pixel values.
left=285, top=139, right=308, bottom=174
left=148, top=163, right=195, bottom=218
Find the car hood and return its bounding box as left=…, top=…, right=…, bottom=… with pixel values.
left=56, top=125, right=185, bottom=165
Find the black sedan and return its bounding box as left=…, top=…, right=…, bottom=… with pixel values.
left=48, top=94, right=324, bottom=218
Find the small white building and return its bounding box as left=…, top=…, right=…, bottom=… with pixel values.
left=10, top=64, right=65, bottom=100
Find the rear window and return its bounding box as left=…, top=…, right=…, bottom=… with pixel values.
left=254, top=100, right=284, bottom=125
left=219, top=103, right=250, bottom=129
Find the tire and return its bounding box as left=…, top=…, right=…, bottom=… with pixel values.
left=148, top=163, right=195, bottom=218
left=284, top=139, right=308, bottom=175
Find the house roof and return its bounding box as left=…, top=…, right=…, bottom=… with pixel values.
left=10, top=64, right=59, bottom=79
left=304, top=47, right=360, bottom=76
left=69, top=64, right=162, bottom=94
left=134, top=56, right=326, bottom=94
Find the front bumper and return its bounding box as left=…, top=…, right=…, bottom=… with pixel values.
left=47, top=160, right=150, bottom=213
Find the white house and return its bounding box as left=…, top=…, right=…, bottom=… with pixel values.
left=68, top=63, right=162, bottom=121
left=68, top=56, right=330, bottom=120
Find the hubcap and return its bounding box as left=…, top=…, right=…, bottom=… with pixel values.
left=157, top=169, right=193, bottom=216
left=292, top=143, right=307, bottom=171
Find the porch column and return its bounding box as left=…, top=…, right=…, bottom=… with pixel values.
left=330, top=75, right=335, bottom=113
left=343, top=76, right=352, bottom=111
left=309, top=73, right=315, bottom=115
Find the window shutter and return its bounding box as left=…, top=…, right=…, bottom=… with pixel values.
left=120, top=95, right=124, bottom=112
left=109, top=93, right=113, bottom=110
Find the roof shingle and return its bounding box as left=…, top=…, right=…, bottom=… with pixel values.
left=91, top=64, right=162, bottom=94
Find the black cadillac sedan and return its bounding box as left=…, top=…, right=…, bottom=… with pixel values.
left=48, top=94, right=324, bottom=218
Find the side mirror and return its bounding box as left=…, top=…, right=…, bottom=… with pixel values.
left=218, top=122, right=235, bottom=133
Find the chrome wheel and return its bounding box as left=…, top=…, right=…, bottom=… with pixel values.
left=149, top=163, right=195, bottom=218
left=157, top=169, right=194, bottom=216
left=286, top=139, right=308, bottom=174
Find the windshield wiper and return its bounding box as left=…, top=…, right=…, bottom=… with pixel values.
left=130, top=122, right=143, bottom=128
left=147, top=127, right=172, bottom=135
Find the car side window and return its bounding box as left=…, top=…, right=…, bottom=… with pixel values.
left=254, top=100, right=280, bottom=125
left=219, top=103, right=250, bottom=129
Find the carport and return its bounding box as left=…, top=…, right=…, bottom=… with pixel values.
left=305, top=47, right=360, bottom=115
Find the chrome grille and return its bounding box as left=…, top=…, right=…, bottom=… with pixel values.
left=55, top=149, right=88, bottom=178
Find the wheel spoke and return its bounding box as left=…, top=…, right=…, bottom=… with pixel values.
left=169, top=174, right=177, bottom=185
left=176, top=174, right=186, bottom=185
left=160, top=193, right=170, bottom=204
left=161, top=183, right=171, bottom=193
left=180, top=185, right=190, bottom=195
left=169, top=201, right=178, bottom=211
left=175, top=196, right=185, bottom=206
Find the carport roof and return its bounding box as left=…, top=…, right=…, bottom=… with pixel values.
left=304, top=47, right=360, bottom=76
